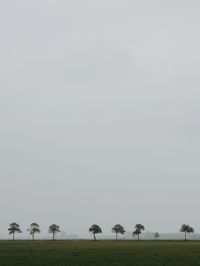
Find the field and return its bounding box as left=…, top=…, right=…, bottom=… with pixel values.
left=0, top=240, right=200, bottom=266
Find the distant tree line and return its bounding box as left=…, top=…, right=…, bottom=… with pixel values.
left=8, top=223, right=60, bottom=241
left=7, top=223, right=195, bottom=241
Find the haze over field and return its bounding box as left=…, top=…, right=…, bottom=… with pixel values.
left=0, top=0, right=200, bottom=238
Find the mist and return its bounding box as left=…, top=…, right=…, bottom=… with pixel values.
left=0, top=0, right=200, bottom=238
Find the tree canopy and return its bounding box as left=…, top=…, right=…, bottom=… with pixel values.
left=89, top=224, right=102, bottom=240
left=112, top=224, right=125, bottom=240
left=154, top=232, right=160, bottom=239
left=8, top=223, right=22, bottom=240
left=49, top=224, right=60, bottom=240
left=132, top=224, right=145, bottom=240
left=180, top=224, right=194, bottom=240
left=28, top=223, right=41, bottom=240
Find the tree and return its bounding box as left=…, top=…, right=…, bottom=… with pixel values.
left=8, top=223, right=22, bottom=241
left=89, top=224, right=102, bottom=240
left=180, top=224, right=194, bottom=241
left=112, top=224, right=125, bottom=240
left=27, top=223, right=41, bottom=241
left=154, top=232, right=160, bottom=240
left=132, top=224, right=145, bottom=241
left=49, top=224, right=60, bottom=240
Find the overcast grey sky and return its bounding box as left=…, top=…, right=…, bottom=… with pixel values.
left=0, top=0, right=200, bottom=238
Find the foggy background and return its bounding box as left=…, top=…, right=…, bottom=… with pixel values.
left=0, top=0, right=200, bottom=238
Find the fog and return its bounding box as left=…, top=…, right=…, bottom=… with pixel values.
left=0, top=0, right=200, bottom=238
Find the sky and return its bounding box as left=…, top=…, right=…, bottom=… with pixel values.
left=0, top=0, right=200, bottom=238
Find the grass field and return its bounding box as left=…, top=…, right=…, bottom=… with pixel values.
left=0, top=240, right=200, bottom=266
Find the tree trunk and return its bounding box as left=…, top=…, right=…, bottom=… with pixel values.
left=13, top=232, right=15, bottom=241
left=32, top=233, right=34, bottom=241
left=116, top=233, right=118, bottom=241
left=185, top=232, right=187, bottom=241
left=93, top=233, right=96, bottom=241
left=138, top=234, right=140, bottom=241
left=53, top=232, right=55, bottom=241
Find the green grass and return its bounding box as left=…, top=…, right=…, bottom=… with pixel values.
left=0, top=240, right=200, bottom=266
